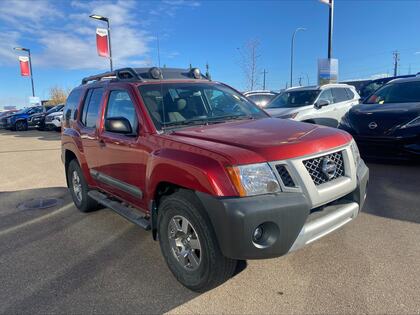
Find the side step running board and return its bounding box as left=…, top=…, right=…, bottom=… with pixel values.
left=88, top=190, right=151, bottom=230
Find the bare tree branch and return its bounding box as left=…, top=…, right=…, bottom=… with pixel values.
left=238, top=39, right=261, bottom=91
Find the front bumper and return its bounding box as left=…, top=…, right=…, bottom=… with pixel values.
left=46, top=119, right=61, bottom=128
left=353, top=135, right=420, bottom=160
left=196, top=161, right=369, bottom=260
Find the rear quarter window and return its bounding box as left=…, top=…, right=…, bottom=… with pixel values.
left=332, top=88, right=350, bottom=102
left=63, top=89, right=82, bottom=128
left=80, top=88, right=104, bottom=128
left=345, top=88, right=355, bottom=99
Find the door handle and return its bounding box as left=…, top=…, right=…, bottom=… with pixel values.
left=99, top=139, right=106, bottom=148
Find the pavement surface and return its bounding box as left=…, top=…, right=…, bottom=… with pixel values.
left=0, top=129, right=419, bottom=314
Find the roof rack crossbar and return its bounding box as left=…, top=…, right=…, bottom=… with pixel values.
left=81, top=67, right=143, bottom=85
left=81, top=71, right=116, bottom=85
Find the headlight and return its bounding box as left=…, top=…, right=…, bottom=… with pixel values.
left=279, top=112, right=298, bottom=119
left=227, top=163, right=281, bottom=196
left=350, top=139, right=361, bottom=167
left=55, top=115, right=62, bottom=121
left=400, top=116, right=420, bottom=129
left=340, top=113, right=352, bottom=128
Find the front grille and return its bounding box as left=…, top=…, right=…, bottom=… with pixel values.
left=275, top=165, right=296, bottom=187
left=45, top=116, right=53, bottom=122
left=303, top=151, right=345, bottom=186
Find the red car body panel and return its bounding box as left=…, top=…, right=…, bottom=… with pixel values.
left=62, top=79, right=353, bottom=214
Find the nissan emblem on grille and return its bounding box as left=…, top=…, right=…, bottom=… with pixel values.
left=321, top=158, right=337, bottom=180
left=368, top=122, right=378, bottom=129
left=303, top=151, right=345, bottom=185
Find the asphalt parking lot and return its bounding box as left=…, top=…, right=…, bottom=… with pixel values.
left=0, top=129, right=419, bottom=314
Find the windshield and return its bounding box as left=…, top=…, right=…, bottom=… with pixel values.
left=365, top=81, right=420, bottom=104
left=359, top=81, right=386, bottom=99
left=266, top=90, right=320, bottom=108
left=138, top=83, right=267, bottom=130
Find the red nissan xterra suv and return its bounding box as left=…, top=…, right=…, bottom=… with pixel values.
left=62, top=67, right=369, bottom=291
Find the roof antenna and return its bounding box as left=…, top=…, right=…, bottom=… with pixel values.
left=157, top=34, right=161, bottom=68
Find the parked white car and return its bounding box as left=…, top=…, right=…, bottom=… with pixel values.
left=265, top=84, right=360, bottom=127
left=45, top=110, right=63, bottom=131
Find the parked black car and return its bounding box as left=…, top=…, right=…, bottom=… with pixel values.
left=28, top=104, right=64, bottom=130
left=339, top=76, right=420, bottom=160
left=357, top=74, right=416, bottom=100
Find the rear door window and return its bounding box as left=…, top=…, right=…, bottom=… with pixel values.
left=332, top=88, right=349, bottom=102
left=81, top=88, right=104, bottom=128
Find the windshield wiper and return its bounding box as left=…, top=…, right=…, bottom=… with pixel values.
left=161, top=118, right=210, bottom=130
left=206, top=114, right=254, bottom=122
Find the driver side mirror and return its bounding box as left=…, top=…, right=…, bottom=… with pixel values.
left=315, top=100, right=330, bottom=109
left=105, top=117, right=135, bottom=135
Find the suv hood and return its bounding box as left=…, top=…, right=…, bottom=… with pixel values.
left=47, top=111, right=63, bottom=117
left=265, top=107, right=302, bottom=117
left=169, top=117, right=352, bottom=164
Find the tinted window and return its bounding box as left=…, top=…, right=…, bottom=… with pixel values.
left=81, top=88, right=104, bottom=128
left=365, top=81, right=420, bottom=104
left=318, top=89, right=334, bottom=104
left=360, top=80, right=386, bottom=98
left=332, top=88, right=349, bottom=102
left=267, top=90, right=320, bottom=108
left=105, top=91, right=138, bottom=133
left=64, top=89, right=82, bottom=125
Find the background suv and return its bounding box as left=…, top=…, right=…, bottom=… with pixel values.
left=3, top=106, right=43, bottom=131
left=28, top=104, right=64, bottom=130
left=265, top=84, right=360, bottom=127
left=340, top=76, right=420, bottom=160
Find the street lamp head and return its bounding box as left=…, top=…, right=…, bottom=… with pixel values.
left=13, top=47, right=29, bottom=52
left=89, top=14, right=109, bottom=22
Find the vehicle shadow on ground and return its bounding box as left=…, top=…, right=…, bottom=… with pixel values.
left=363, top=161, right=420, bottom=224
left=0, top=129, right=61, bottom=142
left=0, top=187, right=245, bottom=314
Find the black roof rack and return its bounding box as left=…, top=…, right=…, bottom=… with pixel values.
left=81, top=67, right=209, bottom=85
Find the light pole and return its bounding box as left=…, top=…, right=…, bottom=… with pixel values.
left=14, top=47, right=35, bottom=97
left=90, top=14, right=113, bottom=71
left=327, top=0, right=334, bottom=59
left=290, top=27, right=306, bottom=88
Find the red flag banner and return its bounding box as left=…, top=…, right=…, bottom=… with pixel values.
left=18, top=56, right=30, bottom=76
left=96, top=28, right=109, bottom=57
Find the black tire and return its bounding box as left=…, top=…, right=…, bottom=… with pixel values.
left=15, top=120, right=28, bottom=131
left=158, top=190, right=237, bottom=292
left=67, top=159, right=99, bottom=212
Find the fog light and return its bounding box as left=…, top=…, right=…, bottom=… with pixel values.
left=253, top=226, right=263, bottom=242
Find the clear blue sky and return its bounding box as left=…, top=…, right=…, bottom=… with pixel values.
left=1, top=0, right=420, bottom=108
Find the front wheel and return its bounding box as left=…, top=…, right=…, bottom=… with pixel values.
left=15, top=120, right=28, bottom=131
left=158, top=190, right=237, bottom=292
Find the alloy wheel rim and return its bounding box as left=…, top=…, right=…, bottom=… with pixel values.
left=72, top=170, right=83, bottom=203
left=168, top=215, right=202, bottom=271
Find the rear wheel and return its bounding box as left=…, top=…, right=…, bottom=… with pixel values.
left=158, top=190, right=237, bottom=292
left=67, top=159, right=98, bottom=212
